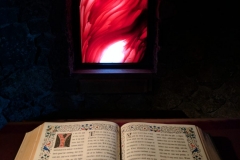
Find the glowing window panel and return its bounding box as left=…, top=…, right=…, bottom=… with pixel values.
left=80, top=0, right=148, bottom=63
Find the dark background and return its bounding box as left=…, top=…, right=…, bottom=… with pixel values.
left=1, top=0, right=240, bottom=128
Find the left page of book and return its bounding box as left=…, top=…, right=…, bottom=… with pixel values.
left=33, top=121, right=120, bottom=160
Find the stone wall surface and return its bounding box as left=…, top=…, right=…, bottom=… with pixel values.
left=0, top=0, right=240, bottom=128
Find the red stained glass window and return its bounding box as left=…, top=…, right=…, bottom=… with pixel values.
left=80, top=0, right=148, bottom=63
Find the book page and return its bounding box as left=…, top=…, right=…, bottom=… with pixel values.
left=33, top=121, right=120, bottom=160
left=196, top=127, right=221, bottom=160
left=15, top=124, right=44, bottom=160
left=121, top=122, right=208, bottom=160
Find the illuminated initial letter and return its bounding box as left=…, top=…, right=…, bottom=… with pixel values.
left=56, top=133, right=72, bottom=148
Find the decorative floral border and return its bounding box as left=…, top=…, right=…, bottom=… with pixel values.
left=38, top=123, right=118, bottom=160
left=121, top=124, right=202, bottom=160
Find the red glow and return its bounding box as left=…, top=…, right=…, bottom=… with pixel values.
left=80, top=0, right=148, bottom=63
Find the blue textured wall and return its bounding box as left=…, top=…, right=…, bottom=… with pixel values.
left=1, top=0, right=240, bottom=128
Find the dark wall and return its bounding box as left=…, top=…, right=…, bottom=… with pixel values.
left=1, top=0, right=240, bottom=128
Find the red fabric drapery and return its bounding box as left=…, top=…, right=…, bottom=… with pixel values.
left=80, top=0, right=148, bottom=63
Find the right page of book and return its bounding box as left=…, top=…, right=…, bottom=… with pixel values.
left=121, top=122, right=209, bottom=160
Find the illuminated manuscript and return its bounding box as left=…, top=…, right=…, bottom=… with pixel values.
left=15, top=121, right=221, bottom=160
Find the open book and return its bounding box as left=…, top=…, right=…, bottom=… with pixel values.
left=15, top=121, right=221, bottom=160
